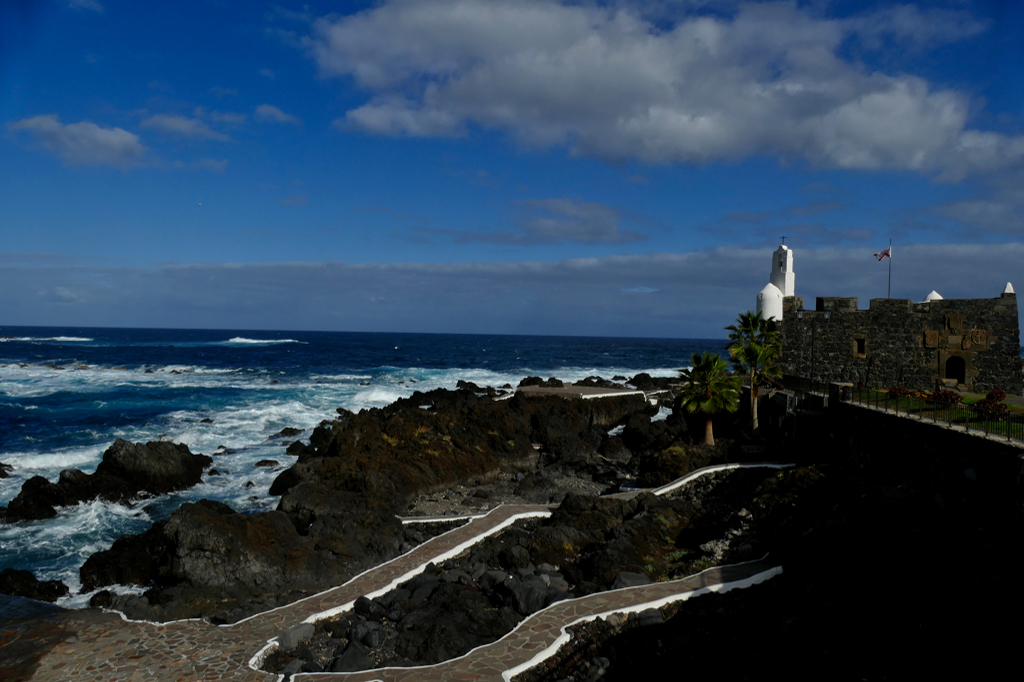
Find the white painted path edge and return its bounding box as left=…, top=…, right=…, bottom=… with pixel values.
left=500, top=562, right=784, bottom=682
left=260, top=461, right=793, bottom=679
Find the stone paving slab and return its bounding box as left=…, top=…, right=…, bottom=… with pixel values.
left=0, top=464, right=787, bottom=682
left=1, top=504, right=555, bottom=682
left=513, top=386, right=647, bottom=400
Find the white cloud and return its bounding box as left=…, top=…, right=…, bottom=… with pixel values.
left=517, top=198, right=646, bottom=244
left=140, top=114, right=230, bottom=141
left=255, top=104, right=301, bottom=125
left=38, top=286, right=81, bottom=303
left=930, top=200, right=1024, bottom=235
left=260, top=68, right=277, bottom=79
left=6, top=114, right=146, bottom=168
left=305, top=0, right=1022, bottom=180
left=0, top=245, right=1020, bottom=337
left=847, top=5, right=988, bottom=51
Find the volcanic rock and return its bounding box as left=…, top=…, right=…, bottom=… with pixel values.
left=611, top=571, right=652, bottom=589
left=573, top=376, right=626, bottom=389
left=80, top=498, right=391, bottom=618
left=627, top=373, right=676, bottom=391
left=0, top=568, right=70, bottom=602
left=79, top=389, right=655, bottom=622
left=332, top=640, right=373, bottom=672
left=1, top=439, right=212, bottom=523
left=519, top=376, right=565, bottom=388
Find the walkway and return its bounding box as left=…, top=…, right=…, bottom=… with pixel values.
left=0, top=464, right=787, bottom=682
left=845, top=393, right=1024, bottom=449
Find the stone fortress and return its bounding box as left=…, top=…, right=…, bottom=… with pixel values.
left=755, top=244, right=1021, bottom=394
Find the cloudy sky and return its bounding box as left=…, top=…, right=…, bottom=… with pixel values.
left=2, top=0, right=1022, bottom=338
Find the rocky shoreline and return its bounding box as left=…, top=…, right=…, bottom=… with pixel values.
left=5, top=370, right=1020, bottom=680
left=0, top=374, right=699, bottom=621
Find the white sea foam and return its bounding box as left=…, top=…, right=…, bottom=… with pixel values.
left=350, top=387, right=408, bottom=411
left=60, top=583, right=147, bottom=609
left=0, top=499, right=152, bottom=590
left=0, top=336, right=94, bottom=343
left=4, top=447, right=105, bottom=474
left=164, top=399, right=327, bottom=453
left=224, top=337, right=306, bottom=345
left=0, top=364, right=259, bottom=399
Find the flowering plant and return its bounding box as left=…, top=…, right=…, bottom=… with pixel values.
left=976, top=397, right=1009, bottom=417
left=928, top=390, right=963, bottom=404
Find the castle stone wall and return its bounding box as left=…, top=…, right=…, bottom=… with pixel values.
left=779, top=293, right=1021, bottom=393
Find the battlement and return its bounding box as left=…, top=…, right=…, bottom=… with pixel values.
left=779, top=291, right=1019, bottom=393
left=817, top=297, right=859, bottom=313
left=759, top=247, right=1020, bottom=394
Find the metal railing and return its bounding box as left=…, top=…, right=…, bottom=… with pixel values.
left=849, top=387, right=1024, bottom=443
left=781, top=375, right=828, bottom=396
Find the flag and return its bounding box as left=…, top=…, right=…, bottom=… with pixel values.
left=874, top=245, right=892, bottom=261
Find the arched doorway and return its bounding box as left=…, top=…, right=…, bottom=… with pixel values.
left=946, top=356, right=966, bottom=384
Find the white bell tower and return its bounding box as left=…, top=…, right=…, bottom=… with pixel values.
left=756, top=244, right=794, bottom=321
left=770, top=244, right=794, bottom=296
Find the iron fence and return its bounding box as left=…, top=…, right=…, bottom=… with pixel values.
left=850, top=387, right=1024, bottom=443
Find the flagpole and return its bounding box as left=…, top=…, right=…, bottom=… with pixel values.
left=887, top=238, right=892, bottom=299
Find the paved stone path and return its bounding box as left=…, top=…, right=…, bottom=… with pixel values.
left=0, top=464, right=786, bottom=682
left=296, top=560, right=780, bottom=682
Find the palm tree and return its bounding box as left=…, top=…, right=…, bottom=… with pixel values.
left=677, top=352, right=741, bottom=446
left=726, top=311, right=782, bottom=433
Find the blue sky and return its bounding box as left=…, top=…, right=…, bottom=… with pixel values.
left=2, top=0, right=1023, bottom=338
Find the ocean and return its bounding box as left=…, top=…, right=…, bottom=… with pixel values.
left=0, top=326, right=726, bottom=607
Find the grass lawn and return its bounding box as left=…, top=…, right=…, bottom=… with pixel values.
left=849, top=388, right=1024, bottom=441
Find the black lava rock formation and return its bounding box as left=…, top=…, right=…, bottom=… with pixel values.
left=79, top=388, right=671, bottom=622
left=0, top=439, right=213, bottom=523
left=0, top=568, right=70, bottom=602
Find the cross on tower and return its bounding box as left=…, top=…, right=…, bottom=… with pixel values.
left=781, top=235, right=787, bottom=245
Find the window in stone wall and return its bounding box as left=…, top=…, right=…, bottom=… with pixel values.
left=852, top=334, right=867, bottom=358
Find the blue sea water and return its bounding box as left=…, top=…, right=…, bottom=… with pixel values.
left=0, top=326, right=726, bottom=606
